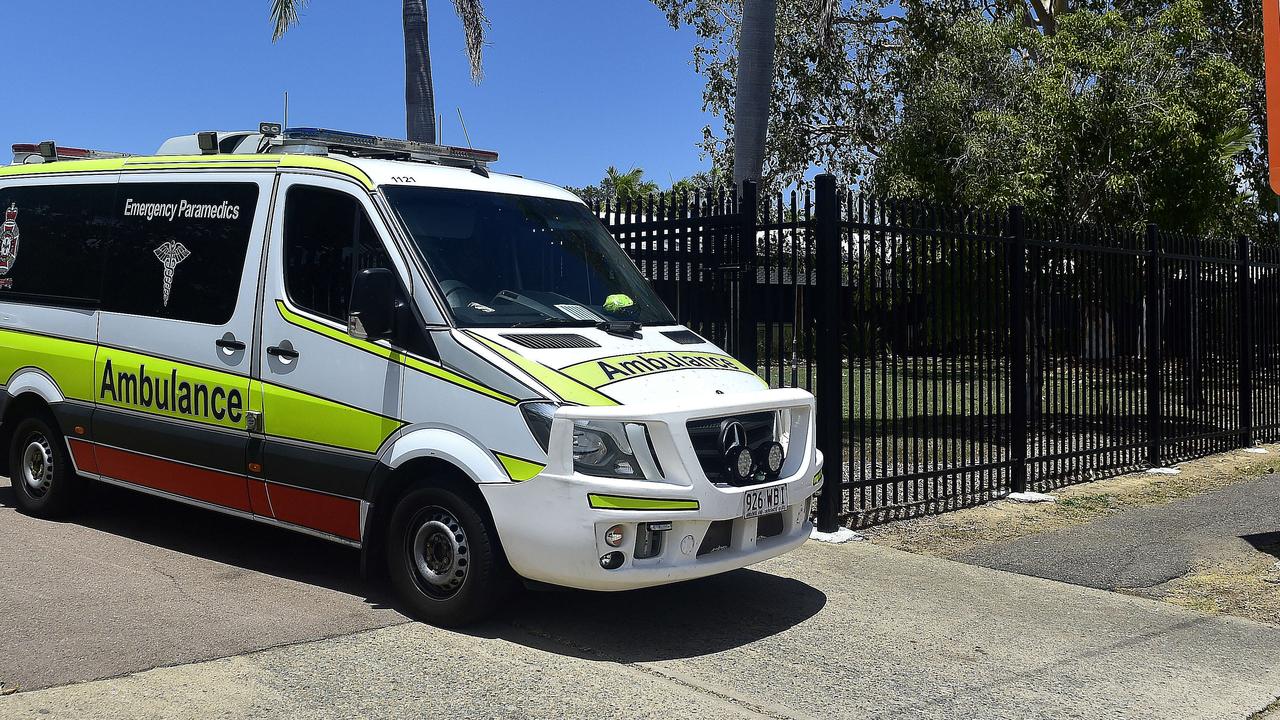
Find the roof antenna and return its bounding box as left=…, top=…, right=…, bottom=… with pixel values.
left=456, top=107, right=474, bottom=149
left=457, top=107, right=489, bottom=178
left=284, top=91, right=290, bottom=130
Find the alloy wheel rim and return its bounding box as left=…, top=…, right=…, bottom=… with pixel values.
left=409, top=507, right=469, bottom=599
left=21, top=435, right=54, bottom=498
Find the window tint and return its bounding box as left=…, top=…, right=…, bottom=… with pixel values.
left=103, top=183, right=259, bottom=325
left=0, top=183, right=116, bottom=306
left=283, top=186, right=392, bottom=323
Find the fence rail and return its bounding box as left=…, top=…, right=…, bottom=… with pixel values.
left=596, top=176, right=1279, bottom=532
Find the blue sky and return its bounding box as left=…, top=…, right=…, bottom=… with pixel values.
left=0, top=0, right=714, bottom=188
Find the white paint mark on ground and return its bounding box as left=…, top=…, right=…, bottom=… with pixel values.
left=810, top=527, right=865, bottom=544
left=1008, top=492, right=1057, bottom=504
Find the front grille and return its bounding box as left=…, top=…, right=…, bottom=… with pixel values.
left=685, top=411, right=777, bottom=485
left=697, top=520, right=733, bottom=557
left=756, top=512, right=784, bottom=539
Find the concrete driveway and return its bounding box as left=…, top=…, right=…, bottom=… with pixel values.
left=2, top=476, right=1280, bottom=719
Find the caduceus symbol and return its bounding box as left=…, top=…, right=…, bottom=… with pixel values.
left=153, top=241, right=191, bottom=307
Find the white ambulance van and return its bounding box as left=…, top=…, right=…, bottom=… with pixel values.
left=0, top=128, right=823, bottom=626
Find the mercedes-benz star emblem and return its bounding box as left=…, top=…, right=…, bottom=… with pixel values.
left=721, top=420, right=757, bottom=484
left=721, top=421, right=748, bottom=455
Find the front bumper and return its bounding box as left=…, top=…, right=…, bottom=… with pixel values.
left=480, top=388, right=823, bottom=591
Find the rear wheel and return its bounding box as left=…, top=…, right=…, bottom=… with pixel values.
left=386, top=485, right=513, bottom=627
left=8, top=415, right=79, bottom=518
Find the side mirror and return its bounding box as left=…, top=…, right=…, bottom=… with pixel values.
left=348, top=268, right=398, bottom=341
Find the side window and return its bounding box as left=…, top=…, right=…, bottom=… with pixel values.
left=0, top=183, right=115, bottom=306
left=283, top=185, right=392, bottom=323
left=103, top=183, right=259, bottom=325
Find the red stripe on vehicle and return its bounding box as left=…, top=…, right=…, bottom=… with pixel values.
left=93, top=445, right=253, bottom=513
left=247, top=479, right=273, bottom=518
left=67, top=438, right=99, bottom=474
left=266, top=483, right=360, bottom=541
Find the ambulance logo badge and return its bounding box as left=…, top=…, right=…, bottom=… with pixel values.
left=0, top=203, right=20, bottom=286
left=153, top=241, right=191, bottom=307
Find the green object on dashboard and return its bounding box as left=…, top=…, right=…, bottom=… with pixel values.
left=604, top=294, right=635, bottom=313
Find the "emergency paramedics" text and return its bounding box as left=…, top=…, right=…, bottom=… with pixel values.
left=123, top=198, right=242, bottom=222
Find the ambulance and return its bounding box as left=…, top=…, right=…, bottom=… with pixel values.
left=0, top=127, right=823, bottom=626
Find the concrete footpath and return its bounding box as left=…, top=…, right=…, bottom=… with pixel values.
left=3, top=533, right=1280, bottom=719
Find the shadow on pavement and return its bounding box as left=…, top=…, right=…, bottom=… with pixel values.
left=2, top=477, right=824, bottom=660
left=473, top=569, right=827, bottom=663
left=1243, top=531, right=1280, bottom=560
left=0, top=478, right=395, bottom=610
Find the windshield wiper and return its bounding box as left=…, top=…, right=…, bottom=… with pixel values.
left=598, top=320, right=643, bottom=337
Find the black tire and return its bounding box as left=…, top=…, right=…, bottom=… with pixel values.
left=385, top=485, right=513, bottom=627
left=8, top=415, right=79, bottom=518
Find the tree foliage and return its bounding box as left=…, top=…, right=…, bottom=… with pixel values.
left=566, top=166, right=662, bottom=205
left=654, top=0, right=1262, bottom=235
left=567, top=167, right=727, bottom=205
left=877, top=1, right=1254, bottom=234
left=652, top=0, right=896, bottom=190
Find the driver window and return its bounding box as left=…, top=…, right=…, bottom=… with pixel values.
left=283, top=185, right=392, bottom=323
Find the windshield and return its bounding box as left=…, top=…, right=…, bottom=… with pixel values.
left=384, top=186, right=676, bottom=329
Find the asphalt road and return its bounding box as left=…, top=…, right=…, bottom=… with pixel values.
left=3, top=475, right=1280, bottom=719
left=0, top=477, right=406, bottom=692
left=960, top=473, right=1280, bottom=589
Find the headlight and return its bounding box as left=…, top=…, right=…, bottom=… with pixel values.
left=521, top=402, right=647, bottom=479
left=571, top=420, right=641, bottom=478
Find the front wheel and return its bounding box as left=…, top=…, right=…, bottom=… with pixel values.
left=8, top=415, right=80, bottom=518
left=385, top=486, right=513, bottom=627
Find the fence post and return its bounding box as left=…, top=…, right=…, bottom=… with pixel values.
left=737, top=180, right=760, bottom=370
left=1238, top=235, right=1254, bottom=448
left=814, top=174, right=843, bottom=533
left=1145, top=224, right=1163, bottom=468
left=1007, top=207, right=1028, bottom=495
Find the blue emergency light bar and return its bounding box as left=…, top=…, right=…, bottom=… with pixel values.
left=280, top=127, right=498, bottom=166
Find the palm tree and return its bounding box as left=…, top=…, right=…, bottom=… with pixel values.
left=603, top=166, right=660, bottom=205
left=733, top=0, right=778, bottom=190
left=271, top=0, right=489, bottom=144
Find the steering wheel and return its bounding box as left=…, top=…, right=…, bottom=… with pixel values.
left=438, top=280, right=482, bottom=309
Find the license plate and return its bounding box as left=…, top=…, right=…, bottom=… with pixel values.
left=743, top=484, right=787, bottom=519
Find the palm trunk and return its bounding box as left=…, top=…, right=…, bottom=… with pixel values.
left=404, top=0, right=436, bottom=143
left=732, top=0, right=777, bottom=190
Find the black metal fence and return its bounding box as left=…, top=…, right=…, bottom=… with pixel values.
left=596, top=176, right=1280, bottom=532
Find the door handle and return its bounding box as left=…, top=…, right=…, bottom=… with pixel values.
left=216, top=338, right=247, bottom=352
left=267, top=345, right=300, bottom=360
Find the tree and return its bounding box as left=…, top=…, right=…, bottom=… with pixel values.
left=668, top=169, right=729, bottom=196
left=652, top=0, right=896, bottom=191
left=566, top=167, right=661, bottom=206
left=734, top=0, right=779, bottom=189
left=656, top=0, right=1258, bottom=234
left=873, top=1, right=1253, bottom=235
left=271, top=0, right=490, bottom=144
